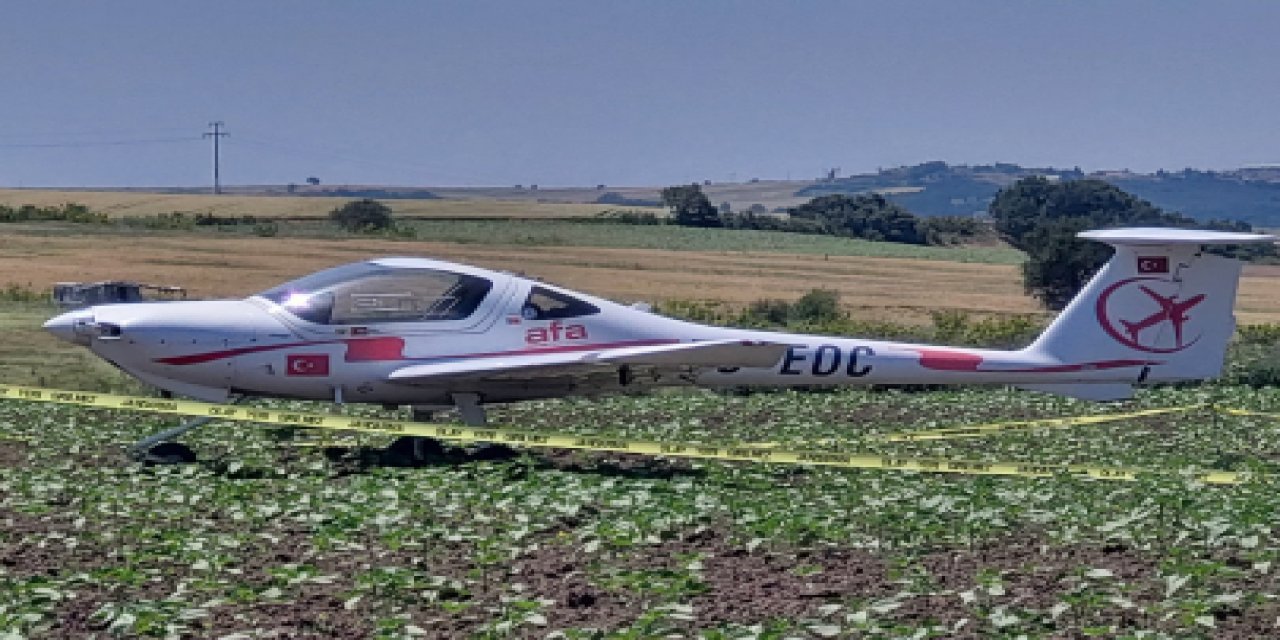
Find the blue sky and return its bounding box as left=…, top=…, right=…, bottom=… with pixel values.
left=2, top=1, right=1277, bottom=187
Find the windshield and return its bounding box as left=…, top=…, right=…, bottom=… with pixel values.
left=256, top=263, right=493, bottom=325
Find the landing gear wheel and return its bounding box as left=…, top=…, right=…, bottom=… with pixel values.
left=386, top=436, right=445, bottom=463
left=468, top=442, right=518, bottom=461
left=137, top=442, right=197, bottom=465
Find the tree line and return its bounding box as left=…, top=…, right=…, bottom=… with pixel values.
left=659, top=178, right=1275, bottom=311
left=658, top=184, right=986, bottom=246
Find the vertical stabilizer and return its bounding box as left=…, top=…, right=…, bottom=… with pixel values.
left=1024, top=228, right=1273, bottom=383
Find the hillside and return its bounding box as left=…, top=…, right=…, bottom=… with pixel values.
left=800, top=162, right=1280, bottom=226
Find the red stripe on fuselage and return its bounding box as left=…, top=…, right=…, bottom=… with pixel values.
left=156, top=342, right=323, bottom=365
left=155, top=338, right=680, bottom=366
left=914, top=348, right=1157, bottom=373
left=917, top=349, right=985, bottom=371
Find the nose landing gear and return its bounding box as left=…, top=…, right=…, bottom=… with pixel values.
left=129, top=397, right=243, bottom=464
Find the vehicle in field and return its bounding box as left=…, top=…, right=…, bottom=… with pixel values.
left=42, top=228, right=1274, bottom=461
left=52, top=281, right=187, bottom=310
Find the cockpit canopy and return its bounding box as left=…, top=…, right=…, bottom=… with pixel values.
left=256, top=262, right=493, bottom=325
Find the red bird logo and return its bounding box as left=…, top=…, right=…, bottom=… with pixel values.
left=1096, top=278, right=1208, bottom=354
left=1118, top=287, right=1205, bottom=348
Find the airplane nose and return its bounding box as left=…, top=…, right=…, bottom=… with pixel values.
left=43, top=310, right=94, bottom=346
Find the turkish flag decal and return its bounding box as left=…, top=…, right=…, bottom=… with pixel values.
left=286, top=354, right=330, bottom=376
left=1137, top=256, right=1169, bottom=274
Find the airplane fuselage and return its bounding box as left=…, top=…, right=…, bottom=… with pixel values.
left=51, top=293, right=1145, bottom=408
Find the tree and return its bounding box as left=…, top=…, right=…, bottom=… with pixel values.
left=989, top=177, right=1188, bottom=309
left=789, top=194, right=924, bottom=244
left=661, top=184, right=721, bottom=227
left=330, top=199, right=394, bottom=232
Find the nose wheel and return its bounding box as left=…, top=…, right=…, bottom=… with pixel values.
left=128, top=397, right=242, bottom=464
left=136, top=441, right=198, bottom=465
left=129, top=415, right=216, bottom=464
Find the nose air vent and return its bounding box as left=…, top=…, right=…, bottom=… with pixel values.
left=95, top=322, right=123, bottom=339
left=71, top=316, right=98, bottom=337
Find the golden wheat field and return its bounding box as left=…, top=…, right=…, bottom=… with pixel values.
left=0, top=188, right=634, bottom=219
left=4, top=230, right=1280, bottom=324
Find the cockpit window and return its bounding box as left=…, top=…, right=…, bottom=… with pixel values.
left=521, top=286, right=600, bottom=320
left=257, top=263, right=493, bottom=325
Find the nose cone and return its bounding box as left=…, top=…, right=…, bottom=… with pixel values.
left=44, top=310, right=93, bottom=345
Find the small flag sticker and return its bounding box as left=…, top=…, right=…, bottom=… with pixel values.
left=286, top=354, right=330, bottom=376
left=1137, top=256, right=1169, bottom=274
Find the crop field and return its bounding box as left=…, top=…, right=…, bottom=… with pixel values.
left=5, top=213, right=1280, bottom=638
left=0, top=224, right=1038, bottom=326
left=5, top=221, right=1280, bottom=325
left=6, top=380, right=1280, bottom=638
left=0, top=189, right=627, bottom=220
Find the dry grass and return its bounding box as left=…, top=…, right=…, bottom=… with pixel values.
left=0, top=188, right=633, bottom=219
left=0, top=232, right=1033, bottom=324
left=4, top=231, right=1280, bottom=326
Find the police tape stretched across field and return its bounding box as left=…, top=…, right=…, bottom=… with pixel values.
left=0, top=383, right=1259, bottom=485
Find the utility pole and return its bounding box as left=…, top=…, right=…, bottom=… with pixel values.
left=203, top=121, right=229, bottom=194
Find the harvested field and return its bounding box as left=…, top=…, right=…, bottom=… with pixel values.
left=0, top=188, right=631, bottom=219
left=0, top=230, right=1035, bottom=325
left=4, top=226, right=1280, bottom=324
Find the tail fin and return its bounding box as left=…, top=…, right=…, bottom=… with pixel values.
left=1024, top=227, right=1274, bottom=383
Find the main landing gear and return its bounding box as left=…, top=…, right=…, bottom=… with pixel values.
left=129, top=393, right=507, bottom=465
left=386, top=393, right=513, bottom=463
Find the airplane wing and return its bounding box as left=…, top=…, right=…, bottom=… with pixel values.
left=385, top=340, right=789, bottom=384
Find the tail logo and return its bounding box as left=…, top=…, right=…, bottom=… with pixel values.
left=1096, top=277, right=1205, bottom=354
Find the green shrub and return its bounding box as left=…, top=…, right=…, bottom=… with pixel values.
left=1236, top=323, right=1280, bottom=346
left=120, top=212, right=198, bottom=230
left=330, top=199, right=394, bottom=232
left=790, top=289, right=841, bottom=323
left=0, top=283, right=44, bottom=302
left=0, top=202, right=108, bottom=224
left=594, top=209, right=662, bottom=225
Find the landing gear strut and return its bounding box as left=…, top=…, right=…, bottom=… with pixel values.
left=386, top=406, right=447, bottom=462
left=129, top=396, right=242, bottom=464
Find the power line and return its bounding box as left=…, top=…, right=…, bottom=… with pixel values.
left=0, top=127, right=193, bottom=140
left=203, top=122, right=229, bottom=194
left=0, top=137, right=200, bottom=149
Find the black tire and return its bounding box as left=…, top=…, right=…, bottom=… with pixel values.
left=141, top=442, right=197, bottom=465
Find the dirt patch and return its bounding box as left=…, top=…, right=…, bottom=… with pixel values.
left=0, top=440, right=30, bottom=467
left=507, top=527, right=895, bottom=633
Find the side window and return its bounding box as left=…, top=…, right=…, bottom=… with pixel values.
left=521, top=286, right=600, bottom=320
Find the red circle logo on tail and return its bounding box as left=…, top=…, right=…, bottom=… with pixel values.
left=1095, top=277, right=1206, bottom=354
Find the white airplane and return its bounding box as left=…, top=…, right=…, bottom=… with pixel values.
left=43, top=227, right=1274, bottom=462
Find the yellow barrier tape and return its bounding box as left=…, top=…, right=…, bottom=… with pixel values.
left=1217, top=407, right=1280, bottom=420
left=0, top=384, right=1256, bottom=485
left=740, top=405, right=1203, bottom=448
left=876, top=405, right=1204, bottom=442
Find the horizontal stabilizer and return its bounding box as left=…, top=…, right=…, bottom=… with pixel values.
left=1016, top=383, right=1134, bottom=402
left=1078, top=227, right=1276, bottom=246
